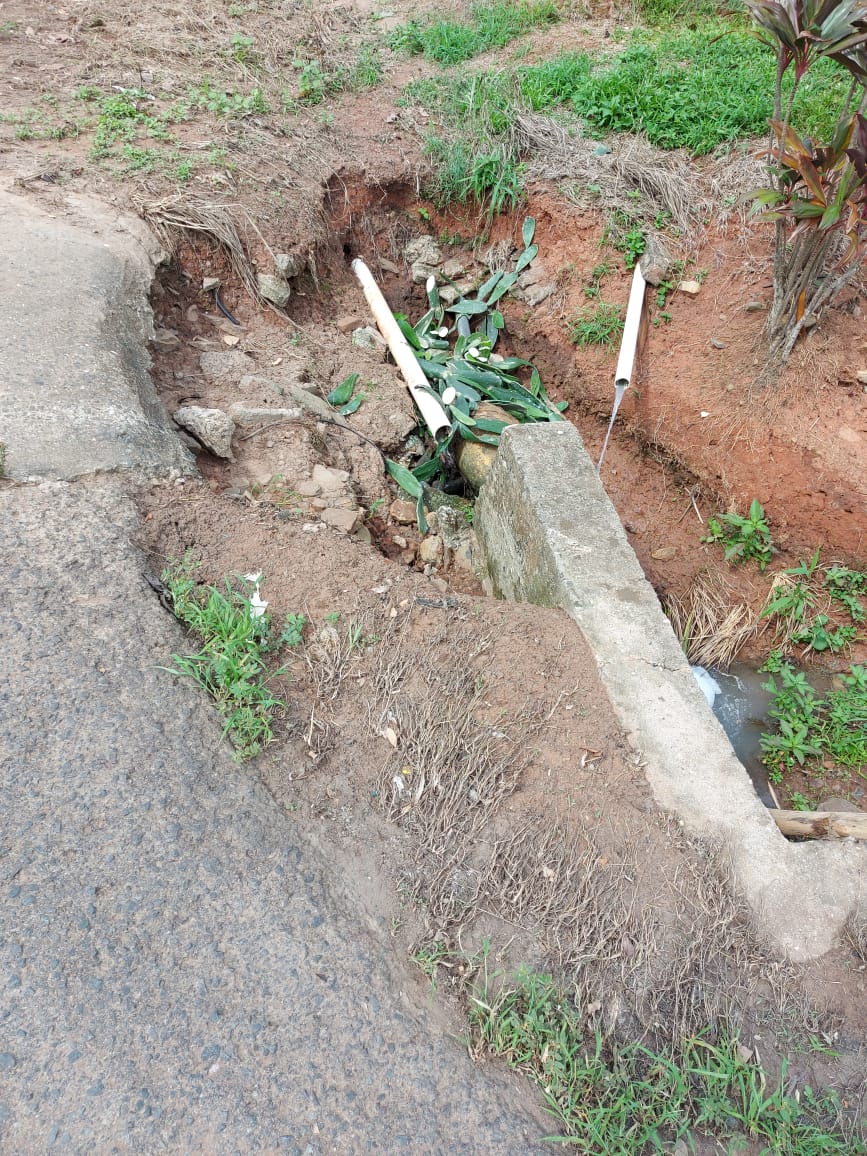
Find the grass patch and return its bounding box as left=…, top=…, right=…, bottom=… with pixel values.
left=404, top=19, right=849, bottom=210
left=760, top=663, right=867, bottom=784
left=391, top=0, right=561, bottom=66
left=569, top=301, right=625, bottom=347
left=161, top=556, right=305, bottom=760
left=469, top=967, right=863, bottom=1153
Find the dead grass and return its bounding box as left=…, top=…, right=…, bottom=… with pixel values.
left=664, top=570, right=760, bottom=669
left=141, top=195, right=264, bottom=302
left=522, top=120, right=710, bottom=245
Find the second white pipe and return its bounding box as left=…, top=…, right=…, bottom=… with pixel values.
left=615, top=262, right=647, bottom=389
left=350, top=258, right=451, bottom=440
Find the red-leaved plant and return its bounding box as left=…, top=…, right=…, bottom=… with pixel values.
left=744, top=0, right=867, bottom=361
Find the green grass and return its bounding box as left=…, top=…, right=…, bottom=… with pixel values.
left=391, top=0, right=561, bottom=66
left=404, top=19, right=850, bottom=211
left=161, top=557, right=305, bottom=760
left=569, top=301, right=625, bottom=348
left=469, top=968, right=863, bottom=1153
left=760, top=663, right=867, bottom=783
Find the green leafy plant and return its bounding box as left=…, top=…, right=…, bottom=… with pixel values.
left=569, top=301, right=625, bottom=347
left=161, top=557, right=305, bottom=760
left=761, top=662, right=867, bottom=781
left=229, top=31, right=255, bottom=63
left=327, top=372, right=365, bottom=415
left=825, top=564, right=867, bottom=622
left=385, top=220, right=564, bottom=521
left=702, top=499, right=775, bottom=570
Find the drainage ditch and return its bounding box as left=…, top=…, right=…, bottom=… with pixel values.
left=146, top=178, right=865, bottom=871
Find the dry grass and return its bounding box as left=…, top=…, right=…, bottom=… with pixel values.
left=520, top=117, right=710, bottom=245
left=664, top=570, right=759, bottom=669
left=374, top=649, right=530, bottom=857
left=141, top=196, right=264, bottom=302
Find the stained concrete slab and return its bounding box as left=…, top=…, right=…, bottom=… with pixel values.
left=476, top=423, right=866, bottom=962
left=0, top=187, right=192, bottom=480
left=0, top=481, right=546, bottom=1153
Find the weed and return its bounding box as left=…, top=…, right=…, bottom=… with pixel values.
left=189, top=82, right=268, bottom=117
left=175, top=158, right=193, bottom=182
left=569, top=301, right=625, bottom=348
left=352, top=44, right=383, bottom=90
left=469, top=966, right=861, bottom=1152
left=161, top=557, right=305, bottom=760
left=583, top=260, right=613, bottom=299
left=761, top=662, right=867, bottom=782
left=825, top=565, right=867, bottom=624
left=702, top=499, right=774, bottom=570
left=229, top=31, right=254, bottom=64
left=391, top=1, right=561, bottom=66
left=604, top=209, right=646, bottom=269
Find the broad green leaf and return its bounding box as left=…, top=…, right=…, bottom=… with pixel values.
left=396, top=314, right=421, bottom=349
left=473, top=417, right=509, bottom=434
left=515, top=244, right=538, bottom=274
left=486, top=272, right=519, bottom=306
left=327, top=373, right=358, bottom=406
left=385, top=458, right=422, bottom=499
left=340, top=395, right=362, bottom=416
left=490, top=310, right=505, bottom=329
left=522, top=217, right=536, bottom=247
left=448, top=298, right=489, bottom=316
left=477, top=269, right=504, bottom=301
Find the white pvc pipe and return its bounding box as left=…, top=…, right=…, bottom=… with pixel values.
left=597, top=262, right=647, bottom=473
left=615, top=262, right=647, bottom=389
left=350, top=258, right=451, bottom=440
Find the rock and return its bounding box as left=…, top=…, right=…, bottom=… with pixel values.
left=378, top=256, right=400, bottom=275
left=313, top=464, right=350, bottom=491
left=411, top=260, right=438, bottom=285
left=173, top=406, right=235, bottom=460
left=441, top=257, right=465, bottom=279
left=392, top=534, right=407, bottom=549
left=439, top=284, right=460, bottom=307
left=403, top=236, right=442, bottom=268
left=817, top=797, right=862, bottom=813
left=802, top=313, right=818, bottom=329
left=709, top=338, right=727, bottom=350
left=678, top=280, right=701, bottom=296
left=455, top=402, right=517, bottom=492
left=744, top=300, right=765, bottom=313
left=354, top=524, right=373, bottom=544
left=227, top=404, right=302, bottom=428
left=200, top=350, right=254, bottom=384
left=274, top=252, right=303, bottom=279
left=639, top=235, right=673, bottom=287
left=856, top=370, right=867, bottom=385
left=151, top=327, right=180, bottom=351
left=321, top=507, right=359, bottom=533
left=651, top=545, right=678, bottom=561
left=296, top=479, right=321, bottom=497
left=525, top=283, right=554, bottom=307
left=257, top=272, right=290, bottom=309
left=352, top=325, right=386, bottom=354
left=418, top=535, right=443, bottom=565
left=437, top=506, right=477, bottom=572
left=336, top=314, right=363, bottom=335
left=399, top=549, right=416, bottom=566
left=202, top=276, right=221, bottom=292
left=390, top=499, right=417, bottom=524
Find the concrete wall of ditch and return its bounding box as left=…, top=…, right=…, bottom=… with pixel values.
left=475, top=423, right=865, bottom=962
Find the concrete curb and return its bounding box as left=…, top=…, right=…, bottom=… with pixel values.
left=476, top=423, right=865, bottom=961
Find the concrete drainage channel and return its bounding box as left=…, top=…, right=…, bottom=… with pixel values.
left=475, top=422, right=867, bottom=961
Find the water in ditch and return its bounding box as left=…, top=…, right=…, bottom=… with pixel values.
left=696, top=664, right=776, bottom=807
